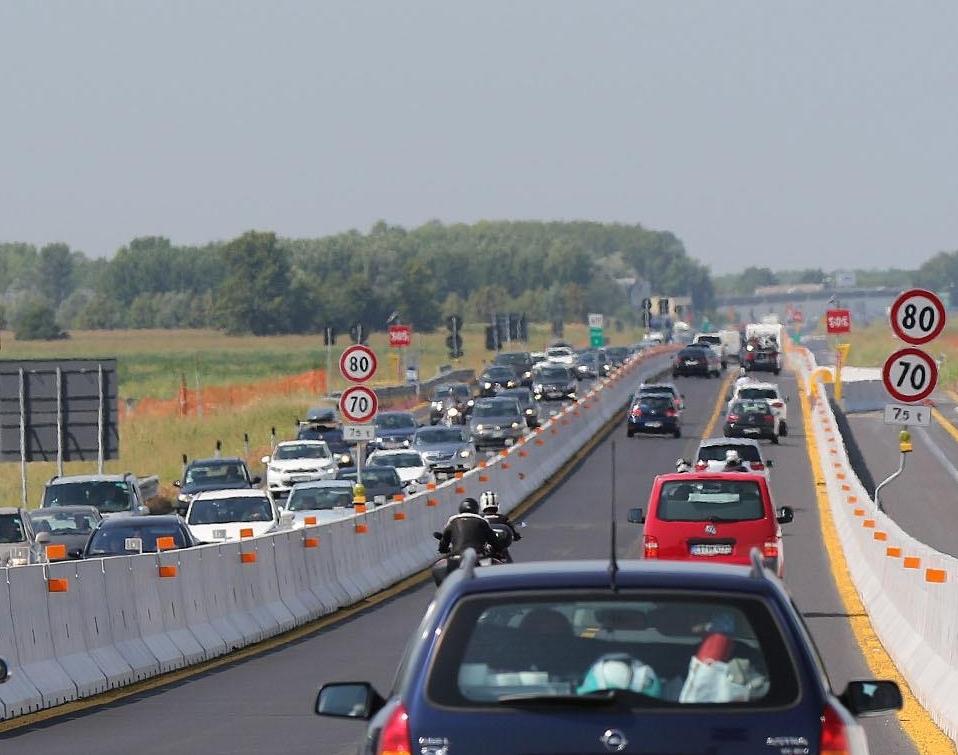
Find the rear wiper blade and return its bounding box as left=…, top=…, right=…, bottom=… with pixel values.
left=497, top=691, right=615, bottom=706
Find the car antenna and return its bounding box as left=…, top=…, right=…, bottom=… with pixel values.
left=609, top=440, right=619, bottom=592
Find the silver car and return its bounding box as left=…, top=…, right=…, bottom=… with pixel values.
left=0, top=507, right=42, bottom=566
left=412, top=426, right=477, bottom=475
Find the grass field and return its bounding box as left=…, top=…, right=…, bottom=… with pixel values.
left=0, top=322, right=647, bottom=505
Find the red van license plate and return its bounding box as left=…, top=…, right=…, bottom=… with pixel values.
left=689, top=543, right=733, bottom=556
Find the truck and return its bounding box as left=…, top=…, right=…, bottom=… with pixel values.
left=743, top=322, right=784, bottom=375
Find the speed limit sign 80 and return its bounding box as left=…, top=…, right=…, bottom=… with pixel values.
left=339, top=344, right=378, bottom=383
left=881, top=347, right=938, bottom=403
left=338, top=385, right=379, bottom=424
left=890, top=288, right=946, bottom=345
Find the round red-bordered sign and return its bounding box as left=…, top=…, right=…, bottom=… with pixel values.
left=339, top=344, right=378, bottom=383
left=338, top=385, right=379, bottom=423
left=890, top=288, right=946, bottom=346
left=882, top=347, right=938, bottom=403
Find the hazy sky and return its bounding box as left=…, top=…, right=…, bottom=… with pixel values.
left=2, top=2, right=956, bottom=274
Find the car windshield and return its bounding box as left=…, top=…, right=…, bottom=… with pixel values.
left=679, top=349, right=705, bottom=358
left=698, top=445, right=762, bottom=464
left=484, top=367, right=515, bottom=380
left=339, top=468, right=400, bottom=486
left=86, top=524, right=187, bottom=556
left=0, top=514, right=26, bottom=544
left=187, top=496, right=273, bottom=525
left=473, top=401, right=519, bottom=418
left=732, top=400, right=771, bottom=415
left=377, top=414, right=415, bottom=430
left=273, top=443, right=331, bottom=460
left=657, top=479, right=765, bottom=522
left=537, top=367, right=569, bottom=381
left=30, top=509, right=98, bottom=535
left=286, top=487, right=353, bottom=511
left=416, top=427, right=465, bottom=444
left=428, top=593, right=796, bottom=709
left=43, top=480, right=132, bottom=514
left=370, top=453, right=423, bottom=468
left=738, top=388, right=778, bottom=401
left=497, top=353, right=529, bottom=366
left=185, top=463, right=248, bottom=486
left=697, top=336, right=721, bottom=345
left=546, top=348, right=571, bottom=358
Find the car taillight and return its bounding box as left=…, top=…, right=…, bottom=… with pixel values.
left=727, top=414, right=740, bottom=422
left=763, top=540, right=779, bottom=559
left=763, top=414, right=774, bottom=425
left=771, top=401, right=784, bottom=408
left=750, top=462, right=765, bottom=471
left=630, top=407, right=642, bottom=417
left=378, top=703, right=412, bottom=755
left=643, top=535, right=659, bottom=559
left=819, top=704, right=851, bottom=755
left=665, top=409, right=677, bottom=417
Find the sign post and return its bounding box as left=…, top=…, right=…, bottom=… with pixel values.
left=339, top=345, right=379, bottom=491
left=588, top=313, right=604, bottom=349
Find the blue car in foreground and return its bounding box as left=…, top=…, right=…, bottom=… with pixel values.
left=316, top=553, right=901, bottom=754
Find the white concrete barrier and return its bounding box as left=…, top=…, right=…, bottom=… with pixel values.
left=0, top=347, right=677, bottom=721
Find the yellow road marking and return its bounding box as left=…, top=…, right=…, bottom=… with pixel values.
left=932, top=397, right=958, bottom=445
left=797, top=375, right=954, bottom=753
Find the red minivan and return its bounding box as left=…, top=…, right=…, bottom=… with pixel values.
left=628, top=472, right=794, bottom=577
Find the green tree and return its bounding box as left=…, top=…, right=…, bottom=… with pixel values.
left=216, top=231, right=292, bottom=335
left=36, top=243, right=75, bottom=306
left=14, top=299, right=66, bottom=340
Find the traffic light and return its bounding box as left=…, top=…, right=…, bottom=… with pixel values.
left=349, top=322, right=368, bottom=344
left=485, top=325, right=500, bottom=351
left=446, top=314, right=464, bottom=359
left=323, top=325, right=336, bottom=346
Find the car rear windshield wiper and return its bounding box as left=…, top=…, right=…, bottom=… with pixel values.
left=497, top=689, right=659, bottom=707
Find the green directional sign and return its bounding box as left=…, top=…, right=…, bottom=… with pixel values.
left=590, top=326, right=604, bottom=348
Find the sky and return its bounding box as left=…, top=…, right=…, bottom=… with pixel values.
left=1, top=1, right=957, bottom=274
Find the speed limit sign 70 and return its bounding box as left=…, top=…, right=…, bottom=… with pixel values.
left=890, top=289, right=946, bottom=345
left=882, top=348, right=938, bottom=403
left=338, top=385, right=379, bottom=424
left=339, top=344, right=378, bottom=383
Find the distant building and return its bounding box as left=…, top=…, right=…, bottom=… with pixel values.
left=753, top=283, right=825, bottom=297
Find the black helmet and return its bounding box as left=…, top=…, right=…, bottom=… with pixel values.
left=459, top=498, right=480, bottom=515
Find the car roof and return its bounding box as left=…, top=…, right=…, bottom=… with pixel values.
left=0, top=506, right=26, bottom=516
left=30, top=505, right=100, bottom=515
left=188, top=457, right=246, bottom=466
left=698, top=437, right=762, bottom=449
left=654, top=471, right=768, bottom=484
left=368, top=449, right=423, bottom=457
left=276, top=439, right=328, bottom=446
left=640, top=383, right=676, bottom=390
left=98, top=514, right=183, bottom=528
left=192, top=489, right=270, bottom=501
left=737, top=382, right=779, bottom=391
left=290, top=480, right=352, bottom=490
left=47, top=473, right=128, bottom=484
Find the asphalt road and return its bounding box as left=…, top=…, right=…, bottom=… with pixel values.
left=0, top=370, right=917, bottom=754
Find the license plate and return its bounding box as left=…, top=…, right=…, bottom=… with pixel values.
left=374, top=495, right=386, bottom=505
left=690, top=543, right=733, bottom=556
left=212, top=529, right=227, bottom=540
left=644, top=421, right=662, bottom=428
left=289, top=475, right=312, bottom=483
left=492, top=430, right=503, bottom=438
left=685, top=360, right=698, bottom=366
left=744, top=428, right=760, bottom=434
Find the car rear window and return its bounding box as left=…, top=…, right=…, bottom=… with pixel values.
left=639, top=397, right=672, bottom=411
left=731, top=400, right=770, bottom=415
left=43, top=480, right=132, bottom=514
left=738, top=388, right=778, bottom=401
left=0, top=514, right=26, bottom=544
left=428, top=592, right=798, bottom=710
left=697, top=445, right=762, bottom=463
left=657, top=480, right=765, bottom=522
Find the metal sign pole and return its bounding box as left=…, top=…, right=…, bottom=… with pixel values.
left=18, top=368, right=27, bottom=507
left=325, top=329, right=332, bottom=395
left=97, top=364, right=105, bottom=474
left=56, top=366, right=64, bottom=477
left=357, top=440, right=364, bottom=487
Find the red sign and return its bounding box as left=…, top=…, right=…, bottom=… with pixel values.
left=890, top=288, right=946, bottom=345
left=339, top=344, right=378, bottom=383
left=882, top=347, right=938, bottom=404
left=338, top=385, right=379, bottom=423
left=825, top=309, right=851, bottom=334
left=788, top=309, right=805, bottom=324
left=388, top=325, right=412, bottom=347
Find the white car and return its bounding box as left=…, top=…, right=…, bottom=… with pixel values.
left=285, top=480, right=355, bottom=528
left=262, top=440, right=337, bottom=498
left=693, top=437, right=773, bottom=479
left=728, top=381, right=788, bottom=436
left=185, top=489, right=291, bottom=543
left=544, top=346, right=575, bottom=366
left=365, top=450, right=435, bottom=493
left=694, top=333, right=728, bottom=370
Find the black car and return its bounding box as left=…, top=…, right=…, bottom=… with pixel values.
left=573, top=350, right=611, bottom=381
left=724, top=399, right=779, bottom=443
left=29, top=506, right=101, bottom=559
left=477, top=365, right=520, bottom=397
left=428, top=382, right=474, bottom=425
left=336, top=466, right=404, bottom=506
left=82, top=515, right=198, bottom=558
left=316, top=554, right=902, bottom=754
left=297, top=407, right=354, bottom=465
left=627, top=393, right=681, bottom=438
left=605, top=345, right=631, bottom=366
left=374, top=412, right=420, bottom=449
left=498, top=386, right=541, bottom=428
left=469, top=397, right=525, bottom=450
left=173, top=457, right=261, bottom=516
left=532, top=364, right=577, bottom=401
left=494, top=352, right=535, bottom=387
left=672, top=344, right=721, bottom=378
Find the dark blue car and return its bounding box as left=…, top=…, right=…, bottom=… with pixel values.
left=374, top=411, right=420, bottom=450
left=627, top=393, right=681, bottom=438
left=316, top=554, right=901, bottom=754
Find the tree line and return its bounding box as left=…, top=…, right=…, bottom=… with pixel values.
left=1, top=220, right=716, bottom=339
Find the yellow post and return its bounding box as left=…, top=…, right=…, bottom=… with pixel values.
left=899, top=429, right=912, bottom=454
left=835, top=343, right=850, bottom=402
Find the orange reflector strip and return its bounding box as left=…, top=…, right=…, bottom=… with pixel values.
left=240, top=528, right=254, bottom=539
left=518, top=450, right=528, bottom=457
left=478, top=475, right=489, bottom=482
left=240, top=552, right=257, bottom=564
left=833, top=462, right=842, bottom=469
left=426, top=482, right=437, bottom=491
left=873, top=531, right=888, bottom=541
left=355, top=523, right=368, bottom=534
left=926, top=569, right=947, bottom=584
left=534, top=439, right=545, bottom=446
left=427, top=498, right=439, bottom=507
left=45, top=544, right=67, bottom=561
left=853, top=508, right=864, bottom=517
left=841, top=484, right=851, bottom=492
left=903, top=556, right=921, bottom=569
left=863, top=519, right=875, bottom=528
left=501, top=462, right=511, bottom=470
left=354, top=503, right=367, bottom=513
left=836, top=473, right=846, bottom=480
left=48, top=578, right=69, bottom=593
left=393, top=511, right=406, bottom=521
left=847, top=496, right=857, bottom=504
left=304, top=537, right=319, bottom=548
left=550, top=428, right=558, bottom=434
left=455, top=486, right=465, bottom=494
left=499, top=449, right=509, bottom=457
left=886, top=547, right=902, bottom=558
left=829, top=449, right=837, bottom=455
left=304, top=516, right=317, bottom=525
left=156, top=536, right=176, bottom=551
left=478, top=460, right=487, bottom=469
left=158, top=565, right=178, bottom=578
left=392, top=494, right=403, bottom=502
left=455, top=472, right=464, bottom=480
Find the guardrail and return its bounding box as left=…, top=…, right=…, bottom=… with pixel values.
left=0, top=347, right=677, bottom=721
left=791, top=345, right=958, bottom=745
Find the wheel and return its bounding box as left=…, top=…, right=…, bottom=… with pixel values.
left=627, top=429, right=635, bottom=438
left=723, top=428, right=731, bottom=437
left=721, top=361, right=727, bottom=370
left=773, top=368, right=781, bottom=375
left=779, top=421, right=788, bottom=437
left=770, top=434, right=780, bottom=445
left=673, top=428, right=682, bottom=438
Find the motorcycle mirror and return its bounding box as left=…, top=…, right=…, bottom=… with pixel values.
left=519, top=521, right=528, bottom=528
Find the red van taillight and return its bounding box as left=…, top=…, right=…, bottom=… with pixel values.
left=378, top=703, right=412, bottom=755
left=744, top=352, right=755, bottom=361
left=819, top=704, right=851, bottom=755
left=643, top=535, right=659, bottom=559
left=750, top=462, right=765, bottom=471
left=763, top=540, right=779, bottom=560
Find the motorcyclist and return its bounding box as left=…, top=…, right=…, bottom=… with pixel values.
left=438, top=498, right=500, bottom=558
left=722, top=449, right=749, bottom=472
left=479, top=490, right=521, bottom=562
left=674, top=458, right=693, bottom=473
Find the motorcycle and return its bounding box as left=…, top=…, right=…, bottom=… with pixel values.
left=440, top=400, right=465, bottom=427
left=429, top=523, right=524, bottom=586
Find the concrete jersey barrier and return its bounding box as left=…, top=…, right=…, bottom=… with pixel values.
left=0, top=347, right=677, bottom=721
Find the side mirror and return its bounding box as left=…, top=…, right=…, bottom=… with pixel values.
left=68, top=547, right=83, bottom=559
left=776, top=506, right=794, bottom=525
left=840, top=680, right=903, bottom=717
left=314, top=682, right=384, bottom=720
left=261, top=455, right=271, bottom=465
left=36, top=532, right=51, bottom=546
left=432, top=531, right=443, bottom=540
left=0, top=657, right=8, bottom=684
left=172, top=480, right=182, bottom=488
left=251, top=476, right=262, bottom=485
left=136, top=505, right=150, bottom=516
left=627, top=508, right=645, bottom=524
left=766, top=459, right=774, bottom=468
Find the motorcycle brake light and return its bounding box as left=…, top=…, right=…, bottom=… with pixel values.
left=643, top=535, right=659, bottom=559
left=377, top=703, right=412, bottom=755
left=819, top=703, right=851, bottom=755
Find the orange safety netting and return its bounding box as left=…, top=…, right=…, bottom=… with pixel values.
left=121, top=369, right=328, bottom=419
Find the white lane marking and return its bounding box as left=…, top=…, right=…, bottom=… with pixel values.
left=915, top=426, right=958, bottom=486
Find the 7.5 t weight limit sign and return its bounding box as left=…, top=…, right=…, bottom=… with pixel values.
left=882, top=347, right=938, bottom=404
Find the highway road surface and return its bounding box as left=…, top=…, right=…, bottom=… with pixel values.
left=0, top=370, right=917, bottom=754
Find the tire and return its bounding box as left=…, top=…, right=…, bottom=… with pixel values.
left=627, top=429, right=635, bottom=438
left=723, top=428, right=731, bottom=437
left=721, top=361, right=727, bottom=370
left=773, top=368, right=781, bottom=375
left=779, top=421, right=788, bottom=437
left=770, top=434, right=780, bottom=445
left=673, top=428, right=682, bottom=439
